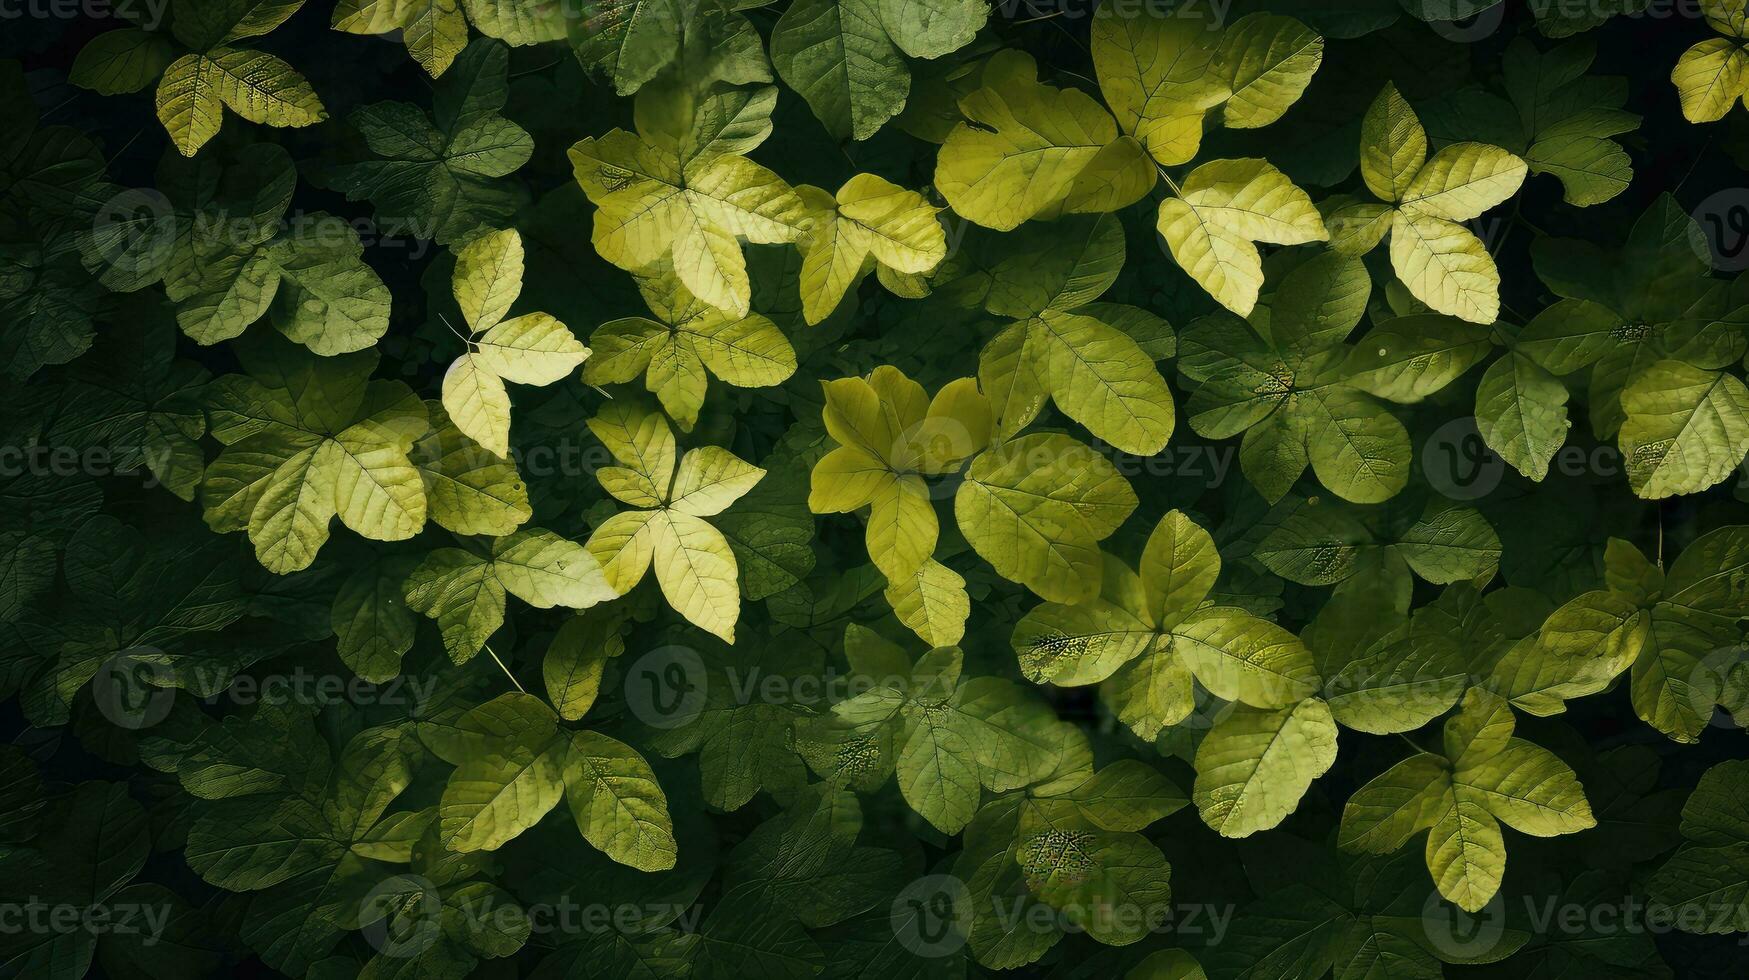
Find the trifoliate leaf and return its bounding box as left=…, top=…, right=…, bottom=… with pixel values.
left=796, top=174, right=948, bottom=324
left=1193, top=698, right=1339, bottom=837
left=420, top=692, right=676, bottom=867
left=586, top=403, right=763, bottom=641
left=439, top=228, right=588, bottom=456
left=1013, top=511, right=1319, bottom=723
left=1179, top=253, right=1434, bottom=502
left=1157, top=157, right=1329, bottom=316
left=321, top=39, right=533, bottom=245
left=1340, top=688, right=1594, bottom=911
left=977, top=214, right=1176, bottom=454
left=155, top=44, right=325, bottom=157
left=1535, top=527, right=1749, bottom=741
left=571, top=119, right=806, bottom=317
left=1339, top=83, right=1526, bottom=322
left=405, top=528, right=616, bottom=662
left=585, top=259, right=795, bottom=430
left=202, top=337, right=429, bottom=573
left=810, top=366, right=991, bottom=585
left=935, top=50, right=1154, bottom=231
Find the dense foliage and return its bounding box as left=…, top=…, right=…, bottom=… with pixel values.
left=7, top=1, right=1749, bottom=978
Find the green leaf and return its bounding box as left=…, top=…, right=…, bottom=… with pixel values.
left=321, top=40, right=532, bottom=245
left=771, top=0, right=911, bottom=141
left=1648, top=760, right=1749, bottom=933
left=571, top=122, right=806, bottom=316
left=955, top=433, right=1137, bottom=603
left=587, top=404, right=764, bottom=640
left=1502, top=38, right=1638, bottom=206
left=1619, top=360, right=1749, bottom=499
left=564, top=731, right=679, bottom=871
left=441, top=229, right=589, bottom=456
left=974, top=214, right=1176, bottom=452
left=586, top=259, right=796, bottom=429
left=332, top=556, right=419, bottom=683
left=543, top=611, right=624, bottom=721
left=1476, top=352, right=1571, bottom=480
left=810, top=367, right=991, bottom=583
left=202, top=339, right=428, bottom=572
left=936, top=51, right=1152, bottom=231
left=156, top=48, right=326, bottom=157
left=1673, top=37, right=1749, bottom=123
left=1158, top=158, right=1328, bottom=316
left=883, top=558, right=970, bottom=648
left=406, top=529, right=617, bottom=662
left=70, top=28, right=176, bottom=95
left=796, top=174, right=948, bottom=324
left=1340, top=688, right=1594, bottom=911
left=1352, top=82, right=1526, bottom=322
left=1192, top=698, right=1339, bottom=837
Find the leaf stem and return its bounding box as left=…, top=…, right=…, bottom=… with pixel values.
left=1157, top=165, right=1183, bottom=198
left=483, top=642, right=528, bottom=695
left=438, top=312, right=474, bottom=347
left=1675, top=137, right=1712, bottom=195
left=1657, top=503, right=1665, bottom=571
